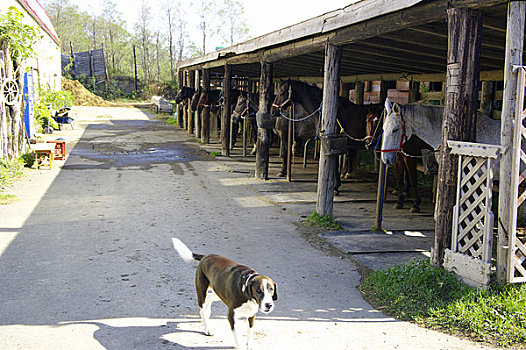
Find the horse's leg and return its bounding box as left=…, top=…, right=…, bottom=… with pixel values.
left=231, top=121, right=238, bottom=148
left=250, top=119, right=257, bottom=154
left=277, top=137, right=287, bottom=177
left=343, top=150, right=353, bottom=179
left=393, top=155, right=406, bottom=209
left=334, top=163, right=341, bottom=196
left=405, top=157, right=421, bottom=213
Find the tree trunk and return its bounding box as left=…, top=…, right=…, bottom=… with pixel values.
left=432, top=8, right=483, bottom=267
left=316, top=42, right=342, bottom=216
left=0, top=42, right=25, bottom=159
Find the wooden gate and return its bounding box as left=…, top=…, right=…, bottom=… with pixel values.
left=444, top=141, right=501, bottom=290
left=506, top=67, right=526, bottom=283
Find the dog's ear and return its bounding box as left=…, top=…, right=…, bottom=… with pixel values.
left=243, top=280, right=254, bottom=300
left=272, top=282, right=278, bottom=301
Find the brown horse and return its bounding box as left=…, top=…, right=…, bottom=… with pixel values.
left=190, top=87, right=202, bottom=113
left=365, top=110, right=434, bottom=213
left=175, top=86, right=196, bottom=104
left=232, top=91, right=259, bottom=152
left=271, top=80, right=381, bottom=188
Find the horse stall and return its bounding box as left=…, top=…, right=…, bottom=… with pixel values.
left=176, top=0, right=526, bottom=284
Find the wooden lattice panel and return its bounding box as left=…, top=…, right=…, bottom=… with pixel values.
left=508, top=68, right=526, bottom=283
left=456, top=156, right=491, bottom=259
left=447, top=141, right=500, bottom=290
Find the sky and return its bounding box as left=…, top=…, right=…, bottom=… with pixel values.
left=70, top=0, right=356, bottom=50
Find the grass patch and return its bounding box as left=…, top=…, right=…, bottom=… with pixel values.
left=0, top=193, right=17, bottom=204
left=166, top=117, right=178, bottom=126
left=0, top=156, right=26, bottom=205
left=210, top=151, right=221, bottom=157
left=304, top=212, right=343, bottom=230
left=0, top=156, right=24, bottom=190
left=360, top=258, right=526, bottom=347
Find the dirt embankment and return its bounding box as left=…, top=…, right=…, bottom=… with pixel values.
left=61, top=77, right=110, bottom=107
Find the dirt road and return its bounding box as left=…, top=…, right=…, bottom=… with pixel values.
left=0, top=106, right=496, bottom=349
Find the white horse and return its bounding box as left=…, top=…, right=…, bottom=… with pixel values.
left=380, top=98, right=500, bottom=166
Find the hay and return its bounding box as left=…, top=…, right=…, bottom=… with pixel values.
left=61, top=77, right=110, bottom=107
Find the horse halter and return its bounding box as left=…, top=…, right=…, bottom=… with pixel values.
left=381, top=109, right=408, bottom=153
left=365, top=109, right=385, bottom=149
left=272, top=85, right=293, bottom=110
left=233, top=97, right=251, bottom=119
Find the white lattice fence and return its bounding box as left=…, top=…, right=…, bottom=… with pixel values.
left=445, top=141, right=501, bottom=290
left=507, top=67, right=526, bottom=283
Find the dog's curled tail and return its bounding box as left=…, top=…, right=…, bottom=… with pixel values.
left=172, top=238, right=204, bottom=263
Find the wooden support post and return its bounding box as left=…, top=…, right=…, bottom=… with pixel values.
left=375, top=162, right=388, bottom=231
left=194, top=71, right=200, bottom=137
left=316, top=42, right=342, bottom=216
left=432, top=8, right=483, bottom=267
left=480, top=81, right=495, bottom=115
left=255, top=62, right=273, bottom=180
left=201, top=69, right=210, bottom=143
left=341, top=82, right=351, bottom=100
left=187, top=70, right=195, bottom=132
left=379, top=80, right=388, bottom=105
left=355, top=81, right=364, bottom=104
left=178, top=70, right=185, bottom=128
left=408, top=80, right=420, bottom=103
left=497, top=1, right=525, bottom=284
left=222, top=64, right=232, bottom=156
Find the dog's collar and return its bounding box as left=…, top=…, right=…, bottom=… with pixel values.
left=241, top=272, right=259, bottom=293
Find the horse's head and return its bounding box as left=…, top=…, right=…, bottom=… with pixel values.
left=381, top=98, right=408, bottom=166
left=271, top=79, right=293, bottom=117
left=175, top=86, right=195, bottom=104
left=197, top=90, right=210, bottom=114
left=232, top=92, right=249, bottom=123
left=190, top=88, right=202, bottom=112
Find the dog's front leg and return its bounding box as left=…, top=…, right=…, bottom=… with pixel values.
left=246, top=315, right=255, bottom=350
left=228, top=311, right=244, bottom=350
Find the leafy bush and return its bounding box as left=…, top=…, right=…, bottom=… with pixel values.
left=0, top=7, right=41, bottom=60
left=34, top=87, right=74, bottom=131
left=34, top=101, right=58, bottom=131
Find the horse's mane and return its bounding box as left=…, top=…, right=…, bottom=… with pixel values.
left=290, top=80, right=323, bottom=101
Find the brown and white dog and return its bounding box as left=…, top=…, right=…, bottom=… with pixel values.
left=172, top=238, right=277, bottom=350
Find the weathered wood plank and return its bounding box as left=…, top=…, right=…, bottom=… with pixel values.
left=498, top=1, right=526, bottom=284
left=433, top=8, right=483, bottom=267
left=222, top=64, right=232, bottom=156
left=316, top=42, right=342, bottom=216
left=255, top=62, right=273, bottom=179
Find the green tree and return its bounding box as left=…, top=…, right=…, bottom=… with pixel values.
left=0, top=6, right=41, bottom=60
left=218, top=0, right=249, bottom=47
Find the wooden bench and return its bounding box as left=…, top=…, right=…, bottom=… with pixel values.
left=31, top=143, right=56, bottom=169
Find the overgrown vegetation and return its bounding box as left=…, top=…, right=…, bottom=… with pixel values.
left=0, top=156, right=24, bottom=203
left=361, top=258, right=526, bottom=347
left=304, top=212, right=343, bottom=230
left=34, top=86, right=74, bottom=132
left=0, top=7, right=41, bottom=60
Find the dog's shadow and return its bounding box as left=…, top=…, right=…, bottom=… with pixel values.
left=79, top=320, right=233, bottom=350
